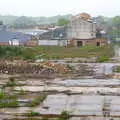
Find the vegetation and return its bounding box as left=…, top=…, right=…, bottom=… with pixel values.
left=96, top=56, right=109, bottom=62
left=113, top=66, right=120, bottom=73
left=26, top=110, right=69, bottom=120
left=6, top=77, right=17, bottom=87
left=0, top=91, right=19, bottom=108
left=27, top=110, right=40, bottom=117
left=12, top=16, right=36, bottom=28
left=58, top=111, right=70, bottom=120
left=57, top=18, right=69, bottom=26
left=28, top=94, right=47, bottom=107
left=0, top=45, right=114, bottom=62
left=35, top=45, right=114, bottom=60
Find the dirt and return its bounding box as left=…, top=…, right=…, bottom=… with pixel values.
left=1, top=59, right=120, bottom=119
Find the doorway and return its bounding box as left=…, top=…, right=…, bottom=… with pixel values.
left=97, top=42, right=100, bottom=46
left=77, top=41, right=83, bottom=47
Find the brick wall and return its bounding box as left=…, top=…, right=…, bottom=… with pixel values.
left=26, top=40, right=37, bottom=47
left=67, top=38, right=108, bottom=47
left=0, top=42, right=9, bottom=46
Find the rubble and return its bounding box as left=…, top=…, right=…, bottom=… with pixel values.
left=0, top=61, right=70, bottom=78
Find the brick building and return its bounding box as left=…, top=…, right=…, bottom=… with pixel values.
left=67, top=13, right=108, bottom=47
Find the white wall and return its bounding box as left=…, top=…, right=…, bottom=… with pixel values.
left=9, top=39, right=19, bottom=46
left=12, top=39, right=19, bottom=46
left=38, top=40, right=67, bottom=46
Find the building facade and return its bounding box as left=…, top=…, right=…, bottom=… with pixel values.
left=67, top=13, right=108, bottom=47
left=38, top=27, right=67, bottom=46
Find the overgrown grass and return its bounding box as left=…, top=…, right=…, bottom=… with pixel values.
left=35, top=45, right=114, bottom=59
left=0, top=91, right=19, bottom=108
left=96, top=56, right=109, bottom=62
left=0, top=45, right=114, bottom=61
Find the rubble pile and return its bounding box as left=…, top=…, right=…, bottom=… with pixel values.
left=42, top=61, right=69, bottom=74
left=0, top=61, right=70, bottom=78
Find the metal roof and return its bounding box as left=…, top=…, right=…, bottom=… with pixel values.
left=0, top=30, right=32, bottom=43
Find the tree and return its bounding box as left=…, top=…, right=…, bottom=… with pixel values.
left=112, top=16, right=120, bottom=29
left=57, top=18, right=69, bottom=26
left=12, top=16, right=36, bottom=28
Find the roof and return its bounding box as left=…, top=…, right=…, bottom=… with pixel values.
left=0, top=30, right=32, bottom=43
left=71, top=13, right=92, bottom=21
left=39, top=27, right=67, bottom=40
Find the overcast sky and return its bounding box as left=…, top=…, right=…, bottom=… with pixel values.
left=0, top=0, right=120, bottom=17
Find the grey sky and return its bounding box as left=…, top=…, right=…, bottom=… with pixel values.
left=0, top=0, right=120, bottom=17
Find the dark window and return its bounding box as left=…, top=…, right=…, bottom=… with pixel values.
left=97, top=42, right=100, bottom=46
left=77, top=41, right=83, bottom=47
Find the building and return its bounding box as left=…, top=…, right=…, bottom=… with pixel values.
left=0, top=22, right=36, bottom=46
left=38, top=27, right=67, bottom=46
left=67, top=13, right=108, bottom=47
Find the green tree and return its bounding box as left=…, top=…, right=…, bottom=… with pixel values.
left=112, top=16, right=120, bottom=29
left=57, top=18, right=69, bottom=26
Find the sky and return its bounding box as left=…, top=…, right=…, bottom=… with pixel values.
left=0, top=0, right=120, bottom=17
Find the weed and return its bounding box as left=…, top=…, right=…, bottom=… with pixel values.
left=27, top=110, right=40, bottom=116
left=58, top=111, right=69, bottom=120
left=28, top=94, right=47, bottom=107
left=0, top=91, right=19, bottom=108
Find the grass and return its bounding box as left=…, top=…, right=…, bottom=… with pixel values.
left=28, top=94, right=47, bottom=107
left=113, top=66, right=120, bottom=73
left=35, top=45, right=114, bottom=59
left=96, top=56, right=109, bottom=62
left=0, top=45, right=114, bottom=61
left=27, top=110, right=40, bottom=117
left=58, top=111, right=70, bottom=120
left=0, top=91, right=19, bottom=108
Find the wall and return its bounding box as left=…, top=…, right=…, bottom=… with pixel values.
left=67, top=38, right=108, bottom=47
left=38, top=40, right=67, bottom=46
left=26, top=40, right=37, bottom=47
left=0, top=42, right=9, bottom=46
left=67, top=19, right=96, bottom=40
